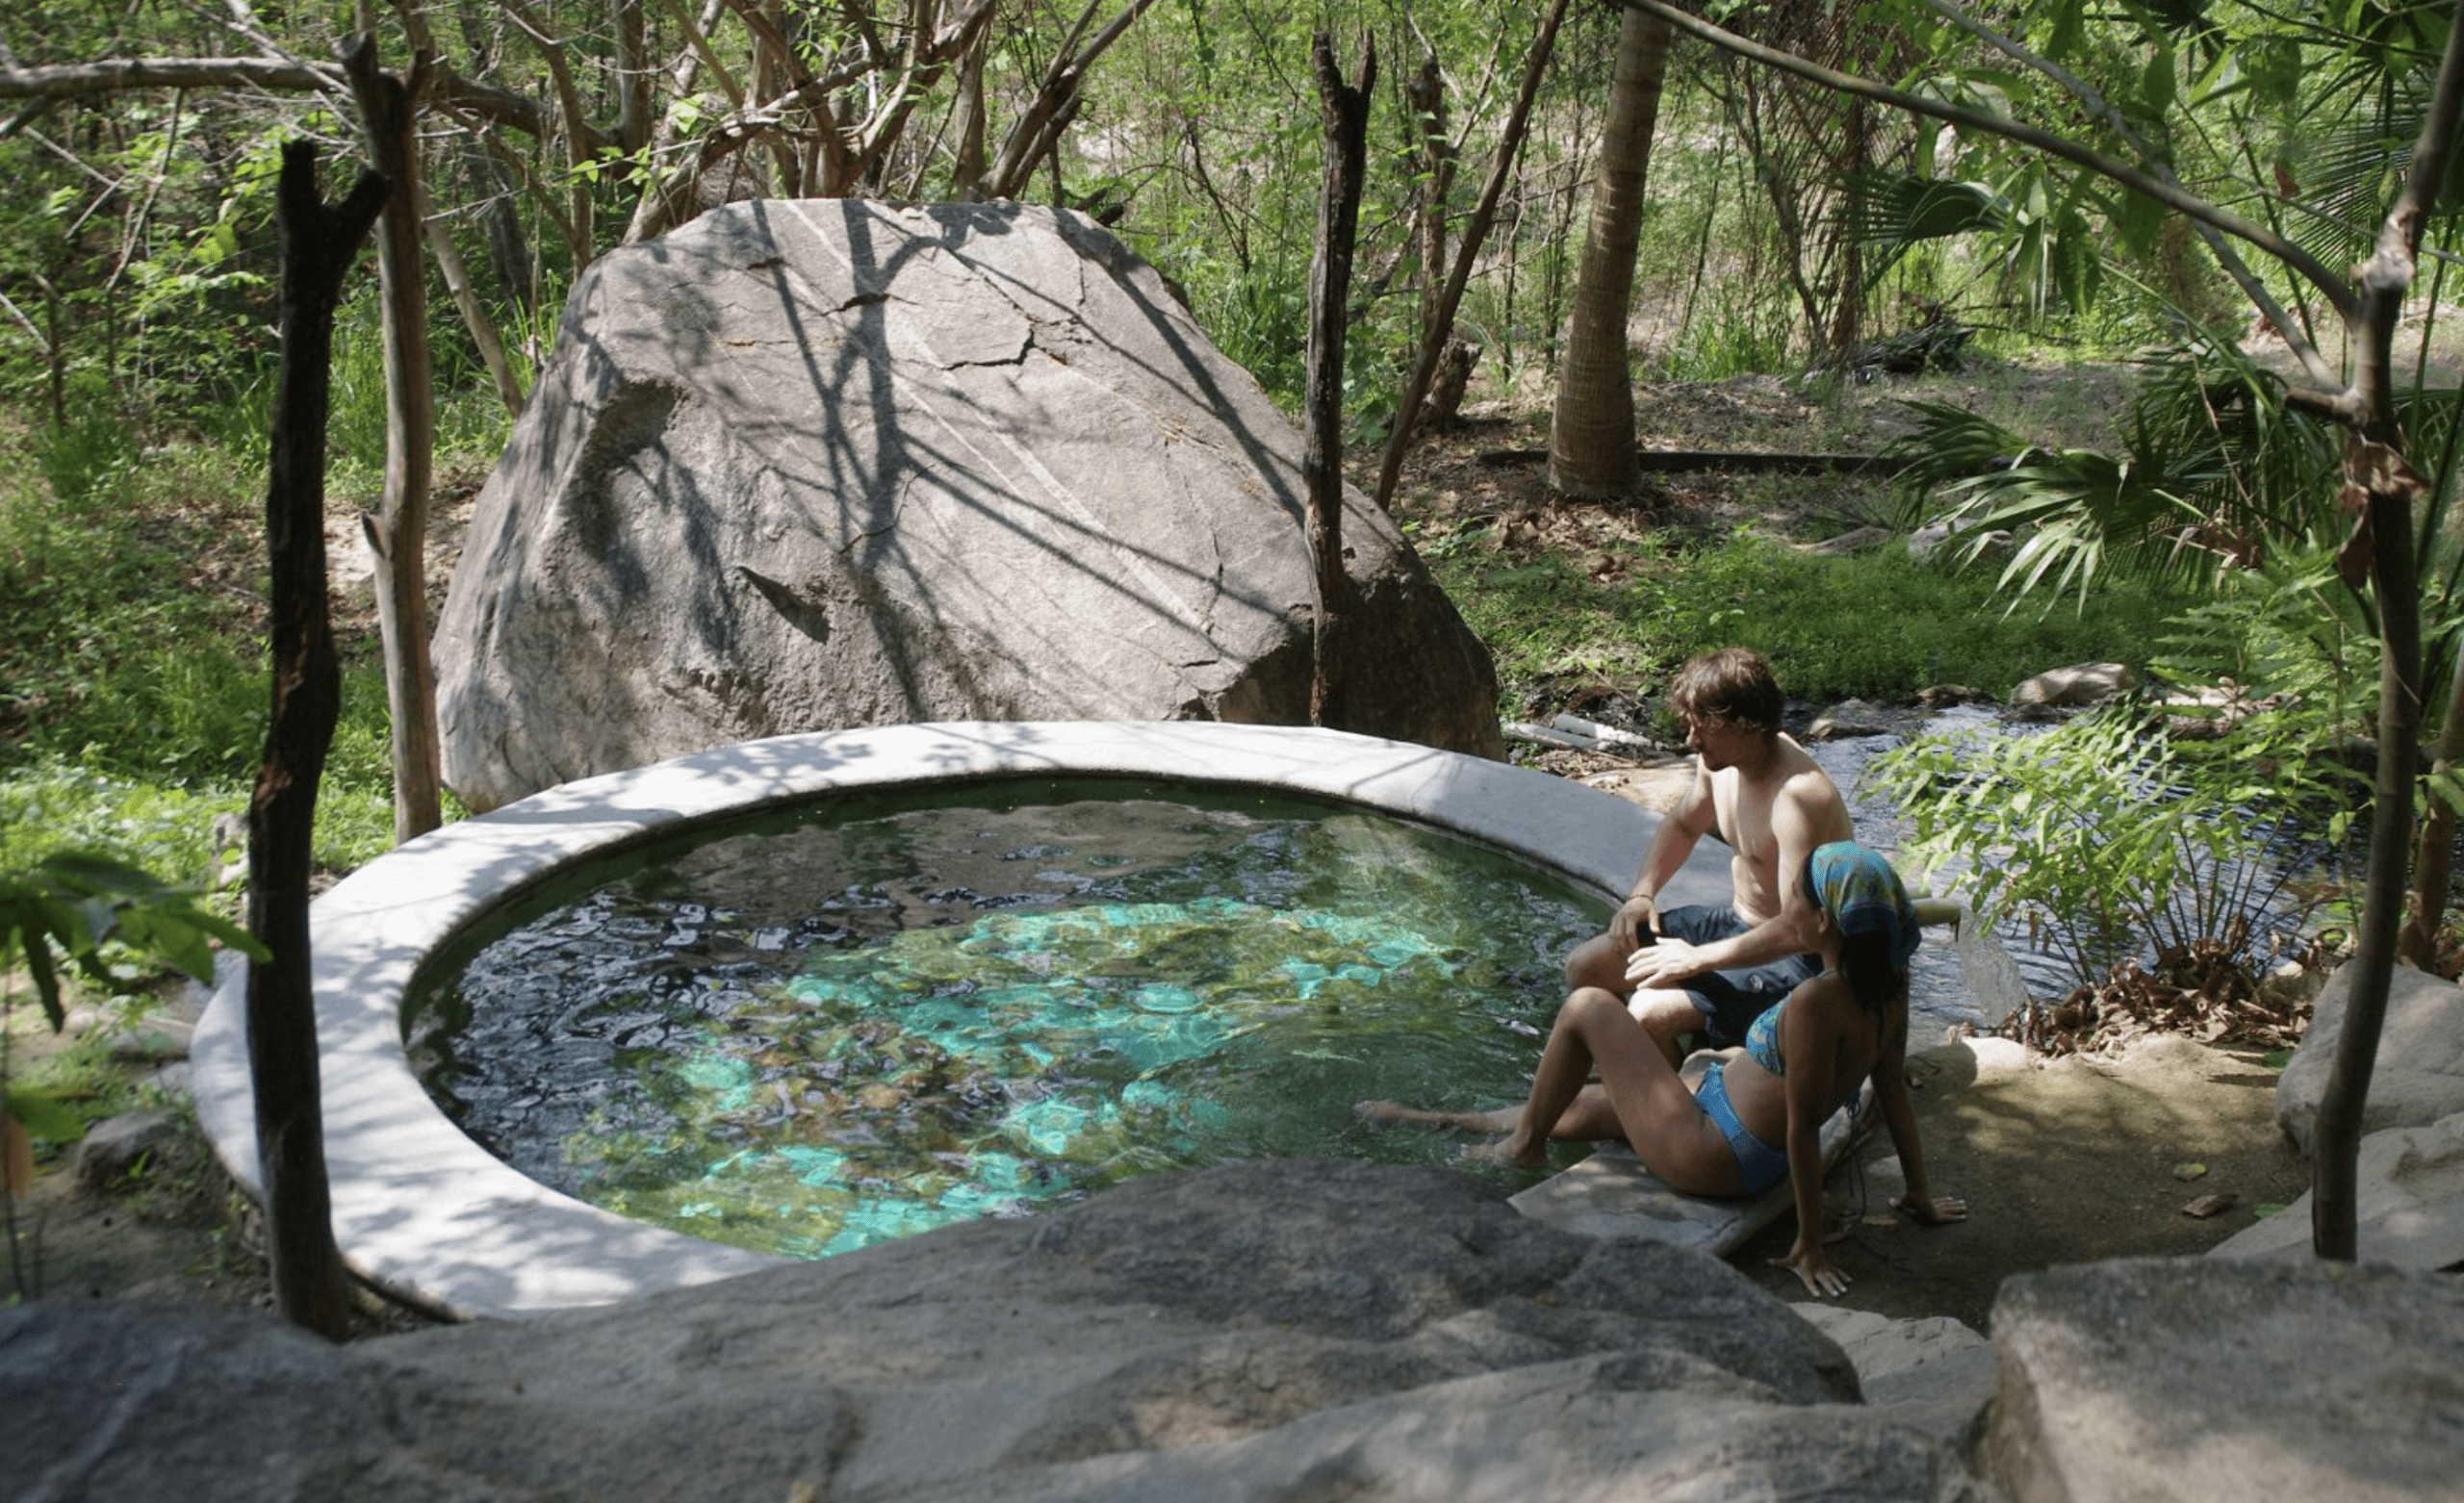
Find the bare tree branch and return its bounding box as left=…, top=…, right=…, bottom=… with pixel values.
left=1615, top=0, right=2360, bottom=321
left=1373, top=0, right=1572, bottom=507
left=0, top=56, right=338, bottom=100
left=1913, top=0, right=2342, bottom=390
left=430, top=95, right=581, bottom=266
left=981, top=0, right=1155, bottom=199
left=0, top=54, right=552, bottom=140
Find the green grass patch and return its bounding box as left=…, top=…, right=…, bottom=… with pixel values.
left=0, top=752, right=397, bottom=896
left=1432, top=526, right=2186, bottom=714
left=2, top=439, right=266, bottom=756
left=2, top=425, right=402, bottom=889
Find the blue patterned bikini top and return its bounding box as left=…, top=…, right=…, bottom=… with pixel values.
left=1746, top=980, right=1890, bottom=1080
left=1744, top=998, right=1787, bottom=1077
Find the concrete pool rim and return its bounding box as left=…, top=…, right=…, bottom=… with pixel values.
left=192, top=720, right=1732, bottom=1319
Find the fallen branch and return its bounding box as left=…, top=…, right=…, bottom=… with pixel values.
left=1477, top=446, right=1927, bottom=475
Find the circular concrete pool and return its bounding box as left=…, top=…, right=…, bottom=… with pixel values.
left=193, top=722, right=1726, bottom=1317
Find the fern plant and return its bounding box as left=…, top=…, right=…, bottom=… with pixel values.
left=1870, top=702, right=2350, bottom=989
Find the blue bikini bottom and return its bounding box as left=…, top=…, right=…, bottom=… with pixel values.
left=1697, top=1061, right=1789, bottom=1196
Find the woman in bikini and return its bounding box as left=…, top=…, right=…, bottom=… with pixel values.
left=1471, top=839, right=1966, bottom=1297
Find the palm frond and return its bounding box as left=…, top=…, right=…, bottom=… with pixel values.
left=1835, top=170, right=2007, bottom=288
left=1884, top=337, right=2348, bottom=605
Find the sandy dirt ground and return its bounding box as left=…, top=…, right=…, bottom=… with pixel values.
left=1734, top=1032, right=2312, bottom=1332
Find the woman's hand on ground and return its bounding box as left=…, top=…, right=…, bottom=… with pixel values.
left=1895, top=1193, right=1968, bottom=1226
left=1774, top=1240, right=1849, bottom=1298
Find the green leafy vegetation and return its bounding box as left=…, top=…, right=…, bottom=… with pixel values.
left=1, top=850, right=264, bottom=1033
left=2, top=848, right=265, bottom=1182
left=1428, top=522, right=2187, bottom=715
left=0, top=425, right=403, bottom=889
left=0, top=0, right=2450, bottom=1014
left=1870, top=704, right=2353, bottom=987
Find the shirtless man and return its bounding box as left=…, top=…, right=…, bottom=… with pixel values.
left=1360, top=647, right=1852, bottom=1141
left=1579, top=646, right=1854, bottom=1066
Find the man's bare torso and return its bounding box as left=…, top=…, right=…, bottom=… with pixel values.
left=1708, top=733, right=1851, bottom=927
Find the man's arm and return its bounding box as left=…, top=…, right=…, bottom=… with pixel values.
left=1623, top=771, right=1837, bottom=986
left=1606, top=760, right=1716, bottom=950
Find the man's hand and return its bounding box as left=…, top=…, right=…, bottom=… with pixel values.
left=1607, top=895, right=1658, bottom=952
left=1625, top=935, right=1709, bottom=990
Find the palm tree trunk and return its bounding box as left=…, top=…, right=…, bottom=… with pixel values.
left=1549, top=7, right=1673, bottom=498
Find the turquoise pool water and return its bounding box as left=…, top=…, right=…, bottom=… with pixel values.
left=417, top=777, right=1607, bottom=1259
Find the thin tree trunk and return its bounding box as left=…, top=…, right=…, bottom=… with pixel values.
left=1305, top=34, right=1373, bottom=729
left=38, top=274, right=64, bottom=431
left=2400, top=632, right=2464, bottom=968
left=951, top=40, right=988, bottom=197
left=2318, top=438, right=2428, bottom=1261
left=252, top=139, right=387, bottom=1340
left=1828, top=96, right=1868, bottom=355
left=1548, top=5, right=1673, bottom=498
left=2312, top=7, right=2464, bottom=1261
left=345, top=36, right=446, bottom=845
left=424, top=181, right=525, bottom=417
left=1405, top=55, right=1454, bottom=344
left=613, top=0, right=653, bottom=154
left=1373, top=0, right=1571, bottom=509
left=466, top=141, right=536, bottom=317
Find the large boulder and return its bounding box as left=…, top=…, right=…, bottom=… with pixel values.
left=1983, top=1257, right=2464, bottom=1503
left=435, top=200, right=1502, bottom=811
left=2211, top=1109, right=2464, bottom=1269
left=2277, top=959, right=2464, bottom=1154
left=2, top=1159, right=1989, bottom=1502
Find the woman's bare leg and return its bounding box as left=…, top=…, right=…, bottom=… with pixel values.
left=1475, top=986, right=1742, bottom=1194
left=1354, top=1101, right=1521, bottom=1134
left=1567, top=929, right=1709, bottom=1071
left=1626, top=987, right=1702, bottom=1069
left=1356, top=1086, right=1624, bottom=1140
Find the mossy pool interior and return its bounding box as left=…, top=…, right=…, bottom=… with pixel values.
left=416, top=777, right=1609, bottom=1259
left=193, top=723, right=1726, bottom=1315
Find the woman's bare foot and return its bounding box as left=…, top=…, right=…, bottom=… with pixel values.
left=1463, top=1134, right=1549, bottom=1170
left=1354, top=1100, right=1520, bottom=1134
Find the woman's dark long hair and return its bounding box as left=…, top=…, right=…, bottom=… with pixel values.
left=1836, top=930, right=1909, bottom=1023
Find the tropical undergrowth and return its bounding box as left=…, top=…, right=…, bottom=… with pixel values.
left=0, top=425, right=398, bottom=888
left=0, top=344, right=496, bottom=1140
left=1424, top=517, right=2186, bottom=721
left=1861, top=315, right=2464, bottom=1039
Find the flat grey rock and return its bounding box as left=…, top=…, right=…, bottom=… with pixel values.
left=1982, top=1257, right=2464, bottom=1503
left=1508, top=1096, right=1863, bottom=1254
left=2, top=1159, right=1990, bottom=1503
left=69, top=1108, right=187, bottom=1189
left=2211, top=1108, right=2464, bottom=1269
left=2009, top=662, right=2134, bottom=707
left=1790, top=1303, right=1994, bottom=1446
